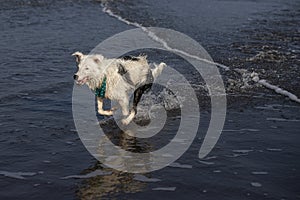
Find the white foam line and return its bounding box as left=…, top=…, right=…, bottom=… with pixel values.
left=250, top=72, right=300, bottom=103
left=102, top=7, right=144, bottom=29
left=102, top=5, right=229, bottom=71
left=257, top=79, right=300, bottom=103
left=101, top=4, right=300, bottom=104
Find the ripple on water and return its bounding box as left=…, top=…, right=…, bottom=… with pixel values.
left=168, top=162, right=193, bottom=169
left=251, top=171, right=268, bottom=175
left=251, top=182, right=262, bottom=187
left=133, top=174, right=161, bottom=182
left=152, top=187, right=176, bottom=191
left=61, top=170, right=112, bottom=179
left=0, top=171, right=37, bottom=180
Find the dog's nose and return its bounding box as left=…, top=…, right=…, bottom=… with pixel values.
left=73, top=75, right=78, bottom=80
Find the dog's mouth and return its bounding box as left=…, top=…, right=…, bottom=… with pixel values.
left=76, top=77, right=89, bottom=85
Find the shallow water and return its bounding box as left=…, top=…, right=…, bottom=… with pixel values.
left=0, top=0, right=299, bottom=199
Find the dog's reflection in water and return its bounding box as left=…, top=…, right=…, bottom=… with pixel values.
left=77, top=123, right=153, bottom=199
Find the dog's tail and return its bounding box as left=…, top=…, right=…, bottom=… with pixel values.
left=151, top=62, right=166, bottom=79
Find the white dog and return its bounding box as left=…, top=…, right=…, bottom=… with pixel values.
left=72, top=52, right=165, bottom=125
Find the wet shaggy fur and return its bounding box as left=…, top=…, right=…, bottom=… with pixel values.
left=72, top=52, right=166, bottom=125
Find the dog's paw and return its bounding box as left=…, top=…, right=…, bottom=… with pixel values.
left=98, top=109, right=114, bottom=116
left=121, top=118, right=131, bottom=125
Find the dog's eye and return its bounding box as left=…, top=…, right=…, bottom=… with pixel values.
left=85, top=67, right=89, bottom=70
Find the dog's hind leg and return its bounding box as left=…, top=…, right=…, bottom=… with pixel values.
left=121, top=83, right=152, bottom=125
left=118, top=96, right=130, bottom=116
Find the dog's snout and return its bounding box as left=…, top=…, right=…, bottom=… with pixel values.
left=73, top=75, right=78, bottom=80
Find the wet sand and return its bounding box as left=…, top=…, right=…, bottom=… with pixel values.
left=0, top=0, right=299, bottom=199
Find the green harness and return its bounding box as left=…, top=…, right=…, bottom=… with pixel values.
left=94, top=77, right=107, bottom=98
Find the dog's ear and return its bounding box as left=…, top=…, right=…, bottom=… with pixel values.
left=93, top=54, right=104, bottom=65
left=72, top=51, right=84, bottom=63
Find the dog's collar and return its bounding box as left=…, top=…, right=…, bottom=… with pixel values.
left=94, top=76, right=107, bottom=98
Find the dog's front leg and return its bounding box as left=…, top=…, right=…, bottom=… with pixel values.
left=97, top=97, right=113, bottom=116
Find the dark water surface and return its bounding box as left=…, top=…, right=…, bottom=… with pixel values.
left=0, top=0, right=299, bottom=199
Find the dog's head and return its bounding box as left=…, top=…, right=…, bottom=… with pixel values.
left=72, top=52, right=104, bottom=86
